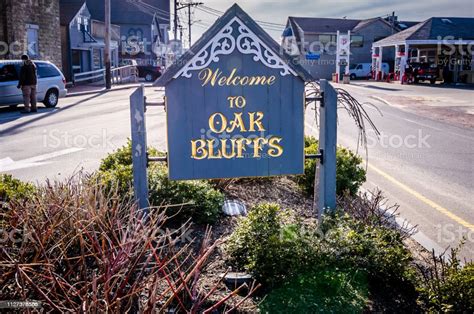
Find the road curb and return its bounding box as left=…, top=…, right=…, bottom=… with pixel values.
left=66, top=84, right=153, bottom=98
left=359, top=188, right=446, bottom=257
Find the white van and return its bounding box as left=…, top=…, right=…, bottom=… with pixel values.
left=349, top=63, right=389, bottom=79
left=0, top=60, right=67, bottom=108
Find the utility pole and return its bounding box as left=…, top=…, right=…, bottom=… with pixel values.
left=174, top=0, right=178, bottom=40
left=391, top=11, right=395, bottom=34
left=105, top=0, right=112, bottom=89
left=176, top=1, right=202, bottom=47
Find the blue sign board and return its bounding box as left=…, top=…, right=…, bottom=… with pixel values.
left=306, top=53, right=321, bottom=60
left=156, top=4, right=312, bottom=180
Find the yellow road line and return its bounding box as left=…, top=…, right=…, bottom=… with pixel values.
left=368, top=164, right=474, bottom=231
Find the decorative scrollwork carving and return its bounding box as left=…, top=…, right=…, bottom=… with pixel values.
left=174, top=17, right=296, bottom=79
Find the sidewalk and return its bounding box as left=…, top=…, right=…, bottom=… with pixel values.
left=66, top=83, right=156, bottom=97
left=340, top=80, right=474, bottom=129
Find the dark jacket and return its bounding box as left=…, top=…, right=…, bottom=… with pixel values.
left=18, top=61, right=37, bottom=87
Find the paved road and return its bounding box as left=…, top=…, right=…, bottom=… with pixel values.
left=1, top=84, right=473, bottom=260
left=0, top=87, right=168, bottom=182
left=307, top=83, right=474, bottom=260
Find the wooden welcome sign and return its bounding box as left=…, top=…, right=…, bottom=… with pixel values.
left=156, top=4, right=312, bottom=180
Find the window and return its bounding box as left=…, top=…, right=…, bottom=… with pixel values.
left=317, top=34, right=336, bottom=45
left=0, top=65, right=18, bottom=82
left=36, top=63, right=60, bottom=78
left=351, top=35, right=364, bottom=48
left=77, top=17, right=82, bottom=31
left=26, top=24, right=39, bottom=57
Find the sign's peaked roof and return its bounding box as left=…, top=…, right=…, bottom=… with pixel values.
left=155, top=3, right=313, bottom=86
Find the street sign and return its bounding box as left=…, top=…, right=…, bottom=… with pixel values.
left=336, top=30, right=351, bottom=78
left=306, top=52, right=321, bottom=60
left=155, top=4, right=312, bottom=180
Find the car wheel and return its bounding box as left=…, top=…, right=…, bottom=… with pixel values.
left=43, top=89, right=59, bottom=108
left=145, top=73, right=154, bottom=82
left=350, top=74, right=356, bottom=80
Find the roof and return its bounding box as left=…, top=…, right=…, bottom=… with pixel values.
left=60, top=0, right=170, bottom=26
left=288, top=17, right=361, bottom=34
left=155, top=4, right=313, bottom=86
left=85, top=0, right=170, bottom=26
left=352, top=17, right=396, bottom=32
left=284, top=16, right=417, bottom=37
left=374, top=17, right=474, bottom=46
left=59, top=0, right=85, bottom=25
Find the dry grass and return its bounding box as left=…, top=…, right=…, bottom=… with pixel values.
left=0, top=174, right=257, bottom=313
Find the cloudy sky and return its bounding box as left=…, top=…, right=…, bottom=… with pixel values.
left=178, top=0, right=474, bottom=45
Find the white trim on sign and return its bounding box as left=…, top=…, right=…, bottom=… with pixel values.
left=173, top=16, right=297, bottom=79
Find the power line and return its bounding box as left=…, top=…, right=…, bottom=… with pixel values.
left=196, top=6, right=285, bottom=32
left=199, top=5, right=286, bottom=28
left=174, top=1, right=203, bottom=47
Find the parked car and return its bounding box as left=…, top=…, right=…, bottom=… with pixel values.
left=120, top=59, right=162, bottom=82
left=349, top=62, right=389, bottom=80
left=0, top=60, right=67, bottom=108
left=136, top=65, right=162, bottom=82
left=410, top=62, right=439, bottom=84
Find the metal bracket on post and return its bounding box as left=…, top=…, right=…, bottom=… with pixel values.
left=305, top=153, right=323, bottom=161
left=144, top=96, right=166, bottom=113
left=130, top=84, right=149, bottom=214
left=316, top=80, right=337, bottom=219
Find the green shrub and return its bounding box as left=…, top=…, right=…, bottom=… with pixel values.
left=98, top=141, right=224, bottom=224
left=98, top=140, right=162, bottom=197
left=318, top=214, right=415, bottom=283
left=298, top=136, right=366, bottom=196
left=226, top=204, right=415, bottom=292
left=226, top=203, right=317, bottom=286
left=0, top=174, right=35, bottom=203
left=148, top=165, right=224, bottom=224
left=417, top=247, right=474, bottom=312
left=259, top=266, right=369, bottom=313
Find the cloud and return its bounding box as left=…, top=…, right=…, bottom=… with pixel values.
left=185, top=0, right=474, bottom=43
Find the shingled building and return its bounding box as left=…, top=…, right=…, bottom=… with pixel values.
left=0, top=0, right=62, bottom=68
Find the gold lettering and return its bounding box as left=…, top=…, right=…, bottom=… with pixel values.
left=221, top=139, right=237, bottom=158
left=218, top=76, right=227, bottom=86
left=227, top=68, right=238, bottom=85
left=266, top=76, right=276, bottom=85
left=249, top=112, right=266, bottom=132
left=253, top=138, right=268, bottom=158
left=236, top=138, right=252, bottom=158
left=226, top=113, right=247, bottom=133
left=191, top=139, right=208, bottom=159
left=209, top=113, right=227, bottom=133
left=207, top=139, right=222, bottom=159
left=198, top=68, right=277, bottom=87
left=268, top=137, right=284, bottom=157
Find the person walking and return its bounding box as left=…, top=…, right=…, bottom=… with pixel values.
left=17, top=54, right=38, bottom=114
